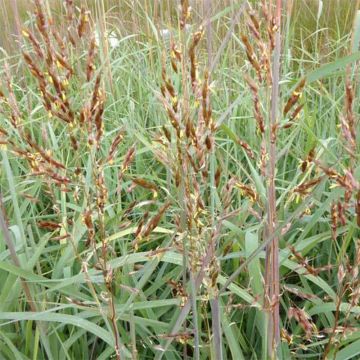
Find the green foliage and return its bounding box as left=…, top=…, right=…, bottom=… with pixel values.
left=0, top=1, right=359, bottom=359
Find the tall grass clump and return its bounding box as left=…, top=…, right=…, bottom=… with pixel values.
left=0, top=1, right=359, bottom=360
left=0, top=1, right=167, bottom=359
left=153, top=2, right=243, bottom=358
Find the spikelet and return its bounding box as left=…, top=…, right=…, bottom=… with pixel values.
left=77, top=8, right=89, bottom=38
left=189, top=28, right=204, bottom=90
left=241, top=35, right=262, bottom=82
left=293, top=177, right=322, bottom=196
left=141, top=201, right=171, bottom=238
left=283, top=78, right=306, bottom=116
left=132, top=178, right=158, bottom=198
left=180, top=0, right=191, bottom=30
left=288, top=307, right=315, bottom=339
left=244, top=74, right=265, bottom=134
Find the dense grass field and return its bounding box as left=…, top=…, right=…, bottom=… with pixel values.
left=0, top=1, right=359, bottom=359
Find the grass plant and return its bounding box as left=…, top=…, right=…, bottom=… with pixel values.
left=0, top=1, right=359, bottom=359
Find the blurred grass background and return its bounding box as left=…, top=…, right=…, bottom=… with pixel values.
left=0, top=0, right=357, bottom=63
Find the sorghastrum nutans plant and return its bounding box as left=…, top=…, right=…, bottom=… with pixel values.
left=0, top=1, right=164, bottom=359
left=154, top=4, right=243, bottom=312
